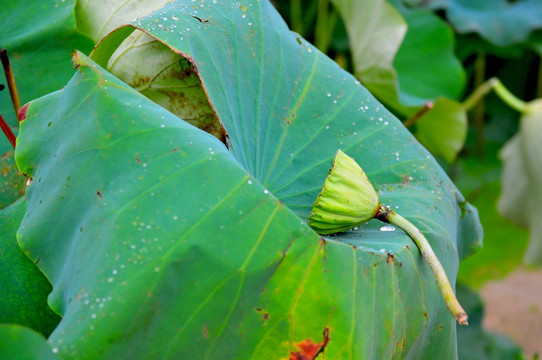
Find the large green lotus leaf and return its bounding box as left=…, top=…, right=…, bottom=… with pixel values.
left=14, top=2, right=482, bottom=359
left=16, top=52, right=444, bottom=359
left=499, top=101, right=542, bottom=265
left=94, top=0, right=479, bottom=352
left=0, top=198, right=60, bottom=336
left=331, top=0, right=466, bottom=161
left=0, top=0, right=94, bottom=127
left=0, top=324, right=59, bottom=360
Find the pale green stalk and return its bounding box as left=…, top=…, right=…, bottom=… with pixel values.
left=377, top=206, right=468, bottom=325
left=462, top=77, right=527, bottom=114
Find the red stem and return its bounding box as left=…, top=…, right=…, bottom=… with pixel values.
left=0, top=113, right=16, bottom=148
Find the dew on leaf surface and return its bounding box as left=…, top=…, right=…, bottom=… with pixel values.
left=380, top=225, right=396, bottom=232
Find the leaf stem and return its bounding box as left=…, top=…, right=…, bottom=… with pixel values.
left=403, top=101, right=434, bottom=128
left=0, top=47, right=22, bottom=119
left=472, top=53, right=486, bottom=158
left=376, top=205, right=468, bottom=325
left=462, top=77, right=527, bottom=114
left=0, top=112, right=16, bottom=148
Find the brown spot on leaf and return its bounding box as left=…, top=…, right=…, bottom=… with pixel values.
left=203, top=324, right=209, bottom=339
left=135, top=155, right=141, bottom=165
left=192, top=15, right=209, bottom=23
left=254, top=307, right=269, bottom=322
left=96, top=190, right=103, bottom=199
left=289, top=327, right=330, bottom=360
left=387, top=253, right=394, bottom=264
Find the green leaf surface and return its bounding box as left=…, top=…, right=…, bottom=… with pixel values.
left=0, top=0, right=94, bottom=126
left=393, top=9, right=465, bottom=108
left=15, top=0, right=481, bottom=358
left=442, top=0, right=542, bottom=47
left=498, top=101, right=542, bottom=265
left=0, top=198, right=60, bottom=336
left=415, top=98, right=467, bottom=163
left=0, top=324, right=59, bottom=360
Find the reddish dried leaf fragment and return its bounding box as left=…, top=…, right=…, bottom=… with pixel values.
left=18, top=104, right=28, bottom=122
left=289, top=328, right=329, bottom=360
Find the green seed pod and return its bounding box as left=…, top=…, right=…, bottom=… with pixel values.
left=308, top=150, right=379, bottom=234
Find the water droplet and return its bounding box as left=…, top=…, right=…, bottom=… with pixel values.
left=379, top=225, right=396, bottom=232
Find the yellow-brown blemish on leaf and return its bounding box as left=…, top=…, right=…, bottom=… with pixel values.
left=289, top=327, right=330, bottom=360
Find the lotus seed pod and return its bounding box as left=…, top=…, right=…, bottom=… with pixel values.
left=308, top=150, right=380, bottom=234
